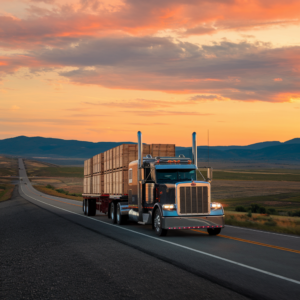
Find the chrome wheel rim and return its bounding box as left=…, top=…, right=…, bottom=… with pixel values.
left=154, top=214, right=160, bottom=231
left=111, top=203, right=114, bottom=220
left=117, top=206, right=120, bottom=222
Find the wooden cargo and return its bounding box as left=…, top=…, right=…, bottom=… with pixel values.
left=91, top=174, right=104, bottom=194
left=85, top=158, right=93, bottom=176
left=104, top=172, right=113, bottom=194
left=84, top=143, right=175, bottom=195
left=114, top=144, right=151, bottom=169
left=84, top=160, right=88, bottom=176
left=84, top=159, right=93, bottom=176
left=150, top=144, right=175, bottom=158
left=93, top=155, right=98, bottom=174
left=97, top=153, right=104, bottom=174
left=110, top=169, right=128, bottom=195
left=83, top=176, right=92, bottom=194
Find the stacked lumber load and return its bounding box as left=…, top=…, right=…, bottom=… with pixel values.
left=104, top=144, right=151, bottom=195
left=84, top=143, right=175, bottom=195
left=83, top=154, right=104, bottom=194
left=83, top=158, right=93, bottom=194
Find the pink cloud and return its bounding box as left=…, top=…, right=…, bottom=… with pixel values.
left=1, top=1, right=300, bottom=49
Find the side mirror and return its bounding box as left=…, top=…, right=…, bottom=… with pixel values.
left=207, top=167, right=213, bottom=182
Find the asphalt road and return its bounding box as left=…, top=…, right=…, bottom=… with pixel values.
left=1, top=158, right=299, bottom=299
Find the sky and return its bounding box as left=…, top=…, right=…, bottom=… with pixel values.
left=0, top=0, right=299, bottom=146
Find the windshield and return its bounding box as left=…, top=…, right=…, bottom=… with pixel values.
left=156, top=169, right=196, bottom=184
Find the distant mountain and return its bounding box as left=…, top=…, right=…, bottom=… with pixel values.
left=176, top=141, right=281, bottom=152
left=0, top=136, right=299, bottom=163
left=0, top=136, right=135, bottom=158
left=284, top=138, right=300, bottom=144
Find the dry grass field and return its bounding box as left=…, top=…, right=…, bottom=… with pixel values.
left=225, top=211, right=300, bottom=235
left=0, top=156, right=18, bottom=177
left=0, top=156, right=17, bottom=201
left=34, top=186, right=82, bottom=201
left=24, top=159, right=84, bottom=199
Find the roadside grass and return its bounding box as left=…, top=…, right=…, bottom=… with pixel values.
left=34, top=185, right=82, bottom=201
left=0, top=156, right=18, bottom=177
left=28, top=167, right=84, bottom=178
left=221, top=193, right=300, bottom=214
left=225, top=211, right=300, bottom=235
left=0, top=184, right=15, bottom=202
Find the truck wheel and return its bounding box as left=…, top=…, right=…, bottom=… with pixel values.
left=83, top=199, right=87, bottom=215
left=110, top=202, right=116, bottom=224
left=154, top=209, right=167, bottom=236
left=207, top=228, right=221, bottom=236
left=86, top=199, right=90, bottom=216
left=87, top=199, right=96, bottom=216
left=116, top=203, right=126, bottom=225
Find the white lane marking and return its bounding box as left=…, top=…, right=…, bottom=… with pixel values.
left=225, top=225, right=300, bottom=239
left=20, top=185, right=300, bottom=286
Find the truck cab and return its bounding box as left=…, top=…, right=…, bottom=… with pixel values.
left=126, top=152, right=224, bottom=236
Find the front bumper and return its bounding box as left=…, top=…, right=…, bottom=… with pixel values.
left=162, top=215, right=225, bottom=230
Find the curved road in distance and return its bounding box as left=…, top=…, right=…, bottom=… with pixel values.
left=17, top=159, right=300, bottom=299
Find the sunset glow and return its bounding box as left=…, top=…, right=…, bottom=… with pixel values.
left=1, top=0, right=299, bottom=146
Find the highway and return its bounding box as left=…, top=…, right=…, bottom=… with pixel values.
left=2, top=158, right=300, bottom=299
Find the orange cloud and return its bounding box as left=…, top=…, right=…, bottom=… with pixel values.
left=1, top=0, right=300, bottom=49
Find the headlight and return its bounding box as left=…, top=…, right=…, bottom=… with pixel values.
left=162, top=204, right=176, bottom=211
left=211, top=202, right=222, bottom=209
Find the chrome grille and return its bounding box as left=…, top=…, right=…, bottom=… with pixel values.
left=178, top=186, right=209, bottom=214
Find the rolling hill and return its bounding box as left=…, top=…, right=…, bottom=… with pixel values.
left=0, top=136, right=299, bottom=163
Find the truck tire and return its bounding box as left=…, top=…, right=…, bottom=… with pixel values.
left=153, top=209, right=167, bottom=236
left=110, top=202, right=116, bottom=224
left=207, top=228, right=221, bottom=236
left=83, top=199, right=87, bottom=215
left=87, top=199, right=96, bottom=216
left=116, top=203, right=126, bottom=225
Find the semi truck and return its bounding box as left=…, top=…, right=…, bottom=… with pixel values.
left=82, top=132, right=225, bottom=236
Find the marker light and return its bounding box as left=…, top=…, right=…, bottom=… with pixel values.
left=211, top=202, right=222, bottom=209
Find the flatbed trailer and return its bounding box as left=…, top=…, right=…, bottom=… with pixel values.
left=82, top=132, right=225, bottom=236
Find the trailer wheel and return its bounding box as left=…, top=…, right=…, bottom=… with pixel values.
left=153, top=209, right=167, bottom=236
left=110, top=202, right=116, bottom=224
left=87, top=199, right=96, bottom=216
left=207, top=228, right=221, bottom=236
left=83, top=199, right=87, bottom=215
left=116, top=203, right=126, bottom=225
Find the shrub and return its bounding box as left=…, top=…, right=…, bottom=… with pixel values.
left=56, top=188, right=66, bottom=194
left=288, top=210, right=300, bottom=217
left=250, top=204, right=260, bottom=213
left=235, top=206, right=247, bottom=212
left=46, top=184, right=55, bottom=189
left=267, top=208, right=277, bottom=215
left=258, top=207, right=266, bottom=214
left=247, top=211, right=252, bottom=218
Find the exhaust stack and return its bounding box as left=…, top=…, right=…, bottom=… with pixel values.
left=137, top=131, right=143, bottom=221
left=192, top=132, right=197, bottom=166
